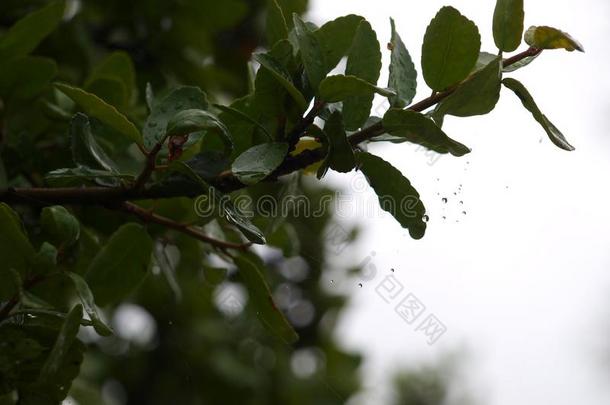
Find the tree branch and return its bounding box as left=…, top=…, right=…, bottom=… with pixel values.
left=0, top=48, right=542, bottom=207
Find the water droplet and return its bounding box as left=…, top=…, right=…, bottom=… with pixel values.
left=462, top=211, right=467, bottom=215
left=423, top=215, right=429, bottom=223
left=459, top=200, right=464, bottom=205
left=442, top=198, right=448, bottom=203
left=442, top=216, right=446, bottom=220
left=390, top=268, right=395, bottom=273
left=330, top=280, right=334, bottom=285
left=453, top=192, right=457, bottom=196
left=358, top=283, right=363, bottom=288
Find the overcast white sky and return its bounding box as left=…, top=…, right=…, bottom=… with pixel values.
left=308, top=1, right=610, bottom=404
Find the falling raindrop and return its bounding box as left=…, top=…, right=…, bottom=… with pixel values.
left=459, top=201, right=464, bottom=205
left=462, top=211, right=467, bottom=215
left=358, top=283, right=363, bottom=288
left=390, top=268, right=395, bottom=273
left=423, top=215, right=430, bottom=223
left=442, top=216, right=446, bottom=220
left=442, top=198, right=448, bottom=203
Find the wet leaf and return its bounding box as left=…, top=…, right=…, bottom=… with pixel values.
left=69, top=113, right=118, bottom=172
left=422, top=6, right=481, bottom=91
left=0, top=203, right=35, bottom=300
left=493, top=0, right=524, bottom=52
left=0, top=1, right=65, bottom=61
left=293, top=14, right=326, bottom=91
left=382, top=109, right=470, bottom=156
left=388, top=18, right=417, bottom=107
left=143, top=86, right=209, bottom=149
left=231, top=142, right=288, bottom=185
left=266, top=0, right=289, bottom=46
left=434, top=57, right=502, bottom=119
left=502, top=78, right=575, bottom=151
left=40, top=206, right=80, bottom=248
left=234, top=253, right=299, bottom=344
left=85, top=223, right=153, bottom=306
left=343, top=20, right=382, bottom=130
left=252, top=51, right=308, bottom=110
left=66, top=273, right=113, bottom=336
left=56, top=83, right=142, bottom=146
left=357, top=152, right=427, bottom=239
left=314, top=14, right=364, bottom=72
left=322, top=111, right=355, bottom=173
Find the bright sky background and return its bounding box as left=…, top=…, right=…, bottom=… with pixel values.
left=308, top=1, right=610, bottom=404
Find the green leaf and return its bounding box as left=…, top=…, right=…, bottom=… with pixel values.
left=85, top=51, right=136, bottom=107
left=524, top=26, right=584, bottom=52
left=293, top=14, right=326, bottom=92
left=0, top=57, right=57, bottom=101
left=266, top=0, right=289, bottom=46
left=434, top=57, right=502, bottom=120
left=357, top=152, right=427, bottom=239
left=421, top=6, right=481, bottom=91
left=66, top=273, right=113, bottom=336
left=85, top=223, right=153, bottom=306
left=143, top=86, right=209, bottom=149
left=323, top=111, right=355, bottom=173
left=39, top=304, right=83, bottom=380
left=234, top=253, right=299, bottom=344
left=55, top=83, right=143, bottom=146
left=32, top=242, right=58, bottom=276
left=231, top=142, right=288, bottom=185
left=493, top=0, right=524, bottom=52
left=502, top=78, right=575, bottom=151
left=314, top=14, right=364, bottom=72
left=213, top=104, right=272, bottom=141
left=70, top=113, right=118, bottom=172
left=382, top=109, right=471, bottom=156
left=319, top=75, right=396, bottom=102
left=343, top=20, right=382, bottom=130
left=388, top=18, right=417, bottom=108
left=166, top=109, right=234, bottom=153
left=0, top=203, right=35, bottom=300
left=45, top=167, right=134, bottom=188
left=173, top=162, right=266, bottom=244
left=40, top=206, right=80, bottom=248
left=0, top=1, right=65, bottom=61
left=254, top=47, right=308, bottom=111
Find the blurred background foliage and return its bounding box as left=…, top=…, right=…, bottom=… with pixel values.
left=0, top=1, right=464, bottom=404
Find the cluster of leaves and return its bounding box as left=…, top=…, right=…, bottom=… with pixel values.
left=0, top=0, right=582, bottom=402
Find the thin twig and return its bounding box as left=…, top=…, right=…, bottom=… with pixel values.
left=119, top=202, right=252, bottom=251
